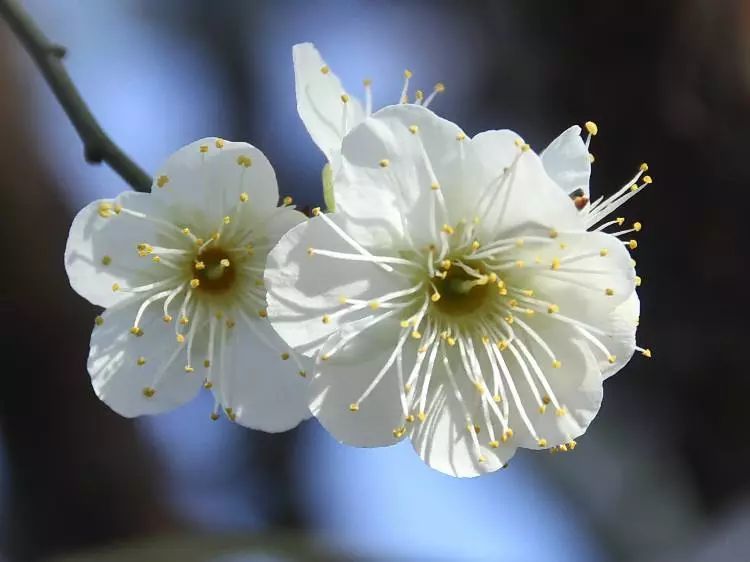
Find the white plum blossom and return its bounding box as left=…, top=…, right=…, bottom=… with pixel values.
left=65, top=138, right=311, bottom=430
left=293, top=41, right=445, bottom=199
left=265, top=105, right=651, bottom=477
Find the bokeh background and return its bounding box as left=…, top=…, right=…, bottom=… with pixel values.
left=1, top=0, right=748, bottom=560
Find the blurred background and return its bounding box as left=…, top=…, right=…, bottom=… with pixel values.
left=0, top=0, right=747, bottom=560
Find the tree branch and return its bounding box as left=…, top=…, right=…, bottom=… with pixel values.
left=0, top=0, right=152, bottom=192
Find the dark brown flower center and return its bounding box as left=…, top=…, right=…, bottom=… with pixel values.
left=192, top=247, right=236, bottom=294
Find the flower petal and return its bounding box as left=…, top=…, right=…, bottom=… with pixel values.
left=465, top=131, right=582, bottom=239
left=210, top=315, right=311, bottom=432
left=293, top=43, right=365, bottom=162
left=600, top=291, right=639, bottom=379
left=265, top=213, right=407, bottom=357
left=410, top=360, right=517, bottom=478
left=309, top=318, right=410, bottom=447
left=336, top=104, right=466, bottom=248
left=541, top=125, right=591, bottom=197
left=65, top=191, right=178, bottom=308
left=88, top=297, right=204, bottom=417
left=504, top=332, right=603, bottom=450
left=151, top=138, right=280, bottom=227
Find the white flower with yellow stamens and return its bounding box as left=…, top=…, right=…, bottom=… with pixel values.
left=65, top=138, right=310, bottom=430
left=265, top=105, right=647, bottom=477
left=293, top=42, right=445, bottom=207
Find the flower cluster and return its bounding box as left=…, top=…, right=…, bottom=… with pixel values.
left=65, top=43, right=651, bottom=477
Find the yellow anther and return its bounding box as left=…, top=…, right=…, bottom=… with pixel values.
left=184, top=366, right=194, bottom=373
left=137, top=356, right=146, bottom=366
left=434, top=82, right=445, bottom=92
left=568, top=440, right=577, bottom=450
left=556, top=407, right=567, bottom=417
left=643, top=175, right=653, bottom=184
left=456, top=132, right=466, bottom=141
left=225, top=408, right=237, bottom=422
left=439, top=260, right=451, bottom=271
left=399, top=320, right=410, bottom=328
left=474, top=382, right=486, bottom=394
left=220, top=258, right=230, bottom=267
left=176, top=334, right=185, bottom=344
left=282, top=196, right=293, bottom=206
left=639, top=162, right=649, bottom=172
left=430, top=182, right=440, bottom=191
left=129, top=326, right=143, bottom=337
left=238, top=192, right=249, bottom=203
left=605, top=288, right=615, bottom=296
left=641, top=348, right=652, bottom=358
left=633, top=221, right=642, bottom=232
left=635, top=276, right=642, bottom=287
left=236, top=155, right=252, bottom=167
left=199, top=144, right=209, bottom=153
left=430, top=292, right=441, bottom=303
left=589, top=153, right=595, bottom=163
left=379, top=159, right=390, bottom=168
left=441, top=224, right=455, bottom=235
left=501, top=429, right=513, bottom=442
left=181, top=227, right=191, bottom=236
left=600, top=248, right=609, bottom=257
left=340, top=93, right=350, bottom=103
left=404, top=69, right=413, bottom=79
left=489, top=440, right=500, bottom=449
left=628, top=239, right=638, bottom=250
left=280, top=352, right=290, bottom=361
left=94, top=315, right=104, bottom=326
left=363, top=78, right=372, bottom=86
left=446, top=337, right=456, bottom=346
left=194, top=261, right=206, bottom=270
left=538, top=405, right=547, bottom=414
left=471, top=240, right=481, bottom=251
left=607, top=354, right=617, bottom=364
left=369, top=301, right=380, bottom=310
left=493, top=394, right=502, bottom=403
left=225, top=318, right=236, bottom=329
left=415, top=89, right=424, bottom=101
left=411, top=330, right=422, bottom=339
left=515, top=260, right=524, bottom=268
left=405, top=414, right=415, bottom=423
left=549, top=228, right=559, bottom=239
left=156, top=175, right=170, bottom=188
left=408, top=125, right=419, bottom=134
left=393, top=426, right=406, bottom=438
left=520, top=143, right=531, bottom=152
left=537, top=438, right=548, bottom=448
left=179, top=315, right=189, bottom=325
left=190, top=278, right=200, bottom=289
left=551, top=257, right=561, bottom=271
left=322, top=314, right=331, bottom=324
left=320, top=65, right=330, bottom=74
left=162, top=314, right=172, bottom=323
left=584, top=121, right=598, bottom=136
left=215, top=139, right=225, bottom=149
left=497, top=340, right=509, bottom=351
left=136, top=243, right=153, bottom=257
left=142, top=387, right=156, bottom=398
left=552, top=359, right=562, bottom=368
left=548, top=304, right=560, bottom=314
left=151, top=256, right=161, bottom=263
left=204, top=360, right=211, bottom=368
left=542, top=395, right=551, bottom=405
left=210, top=412, right=220, bottom=421
left=222, top=215, right=231, bottom=225
left=98, top=202, right=113, bottom=218
left=337, top=295, right=349, bottom=305
left=101, top=255, right=112, bottom=266
left=417, top=411, right=427, bottom=422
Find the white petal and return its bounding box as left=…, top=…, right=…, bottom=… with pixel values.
left=210, top=317, right=311, bottom=432
left=506, top=333, right=603, bottom=449
left=541, top=126, right=591, bottom=197
left=151, top=138, right=280, bottom=226
left=65, top=191, right=177, bottom=308
left=265, top=213, right=407, bottom=357
left=465, top=131, right=582, bottom=240
left=88, top=297, right=204, bottom=417
left=261, top=206, right=308, bottom=247
left=336, top=104, right=466, bottom=248
left=309, top=318, right=409, bottom=447
left=410, top=362, right=517, bottom=478
left=522, top=229, right=637, bottom=313
left=600, top=291, right=639, bottom=379
left=293, top=43, right=365, bottom=162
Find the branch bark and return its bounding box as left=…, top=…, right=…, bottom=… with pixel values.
left=0, top=0, right=152, bottom=192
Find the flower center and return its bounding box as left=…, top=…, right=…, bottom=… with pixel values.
left=193, top=247, right=236, bottom=294
left=432, top=262, right=490, bottom=317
